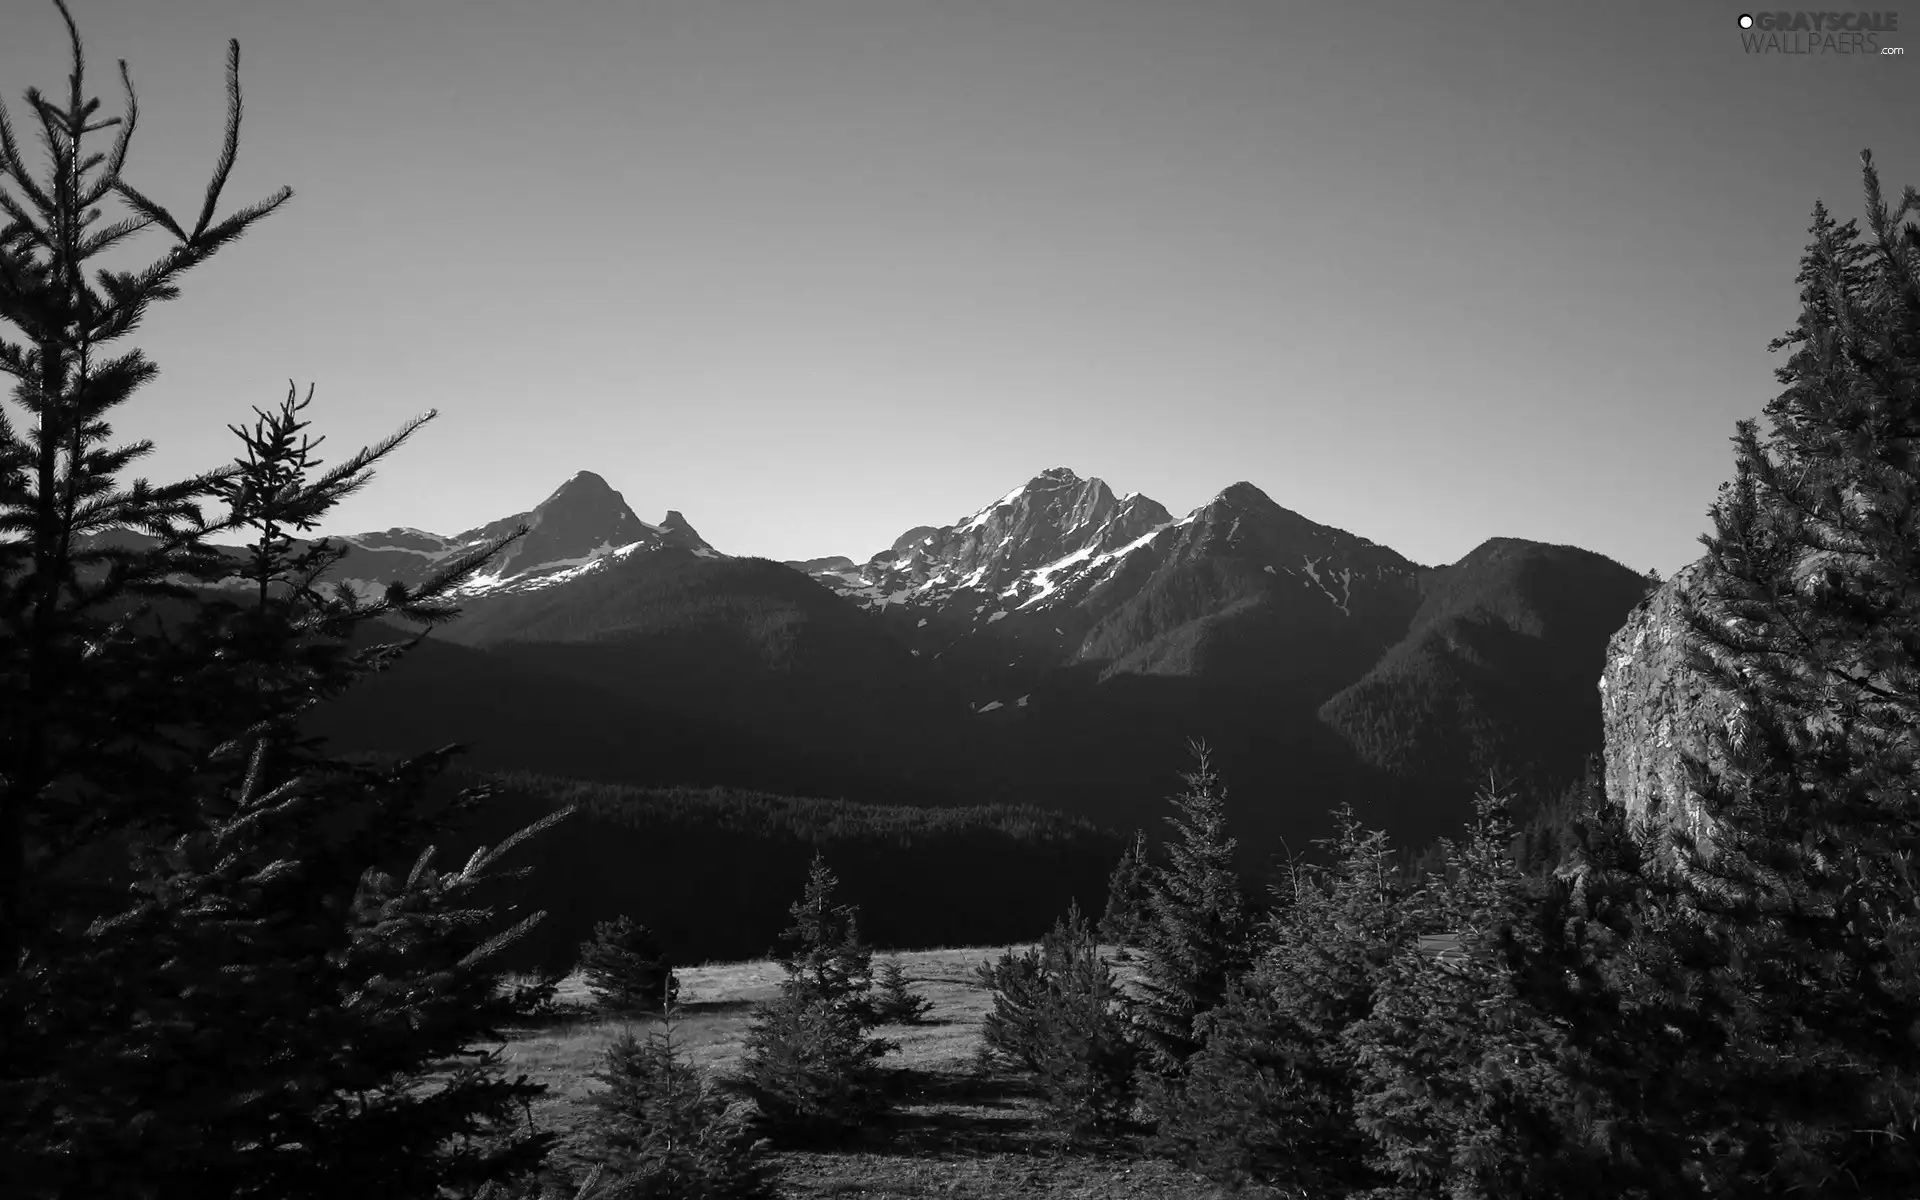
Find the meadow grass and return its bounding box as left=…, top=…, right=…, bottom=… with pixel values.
left=493, top=947, right=1237, bottom=1198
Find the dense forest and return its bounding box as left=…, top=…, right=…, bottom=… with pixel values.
left=424, top=769, right=1126, bottom=970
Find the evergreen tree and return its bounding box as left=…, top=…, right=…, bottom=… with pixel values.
left=1151, top=804, right=1411, bottom=1196
left=0, top=11, right=570, bottom=1194
left=588, top=981, right=777, bottom=1200
left=870, top=958, right=933, bottom=1025
left=1647, top=152, right=1920, bottom=1194
left=1526, top=776, right=1708, bottom=1198
left=977, top=901, right=1138, bottom=1140
left=579, top=915, right=678, bottom=1016
left=772, top=851, right=877, bottom=1024
left=1343, top=782, right=1594, bottom=1200
left=733, top=853, right=895, bottom=1138
left=1096, top=828, right=1153, bottom=953
left=1131, top=740, right=1253, bottom=1070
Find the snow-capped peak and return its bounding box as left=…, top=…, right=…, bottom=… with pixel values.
left=797, top=467, right=1176, bottom=616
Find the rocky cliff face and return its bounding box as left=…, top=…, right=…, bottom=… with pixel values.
left=1599, top=559, right=1737, bottom=850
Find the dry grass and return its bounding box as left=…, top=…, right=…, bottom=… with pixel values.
left=491, top=947, right=1235, bottom=1199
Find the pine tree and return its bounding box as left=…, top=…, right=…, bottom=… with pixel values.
left=0, top=0, right=295, bottom=986
left=1343, top=781, right=1594, bottom=1200
left=870, top=958, right=933, bottom=1025
left=773, top=851, right=877, bottom=1024
left=588, top=980, right=777, bottom=1200
left=1131, top=740, right=1253, bottom=1070
left=1646, top=152, right=1920, bottom=1194
left=1096, top=828, right=1153, bottom=954
left=1526, top=773, right=1707, bottom=1198
left=1151, top=804, right=1411, bottom=1196
left=0, top=11, right=571, bottom=1194
left=733, top=853, right=895, bottom=1138
left=579, top=915, right=678, bottom=1017
left=977, top=901, right=1138, bottom=1140
left=3, top=386, right=574, bottom=1199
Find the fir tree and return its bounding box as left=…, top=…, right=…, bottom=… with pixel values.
left=1150, top=804, right=1411, bottom=1196
left=870, top=958, right=933, bottom=1025
left=1647, top=152, right=1920, bottom=1194
left=579, top=915, right=678, bottom=1016
left=0, top=0, right=293, bottom=985
left=0, top=11, right=570, bottom=1194
left=1131, top=741, right=1253, bottom=1070
left=588, top=980, right=777, bottom=1200
left=1096, top=828, right=1153, bottom=954
left=977, top=901, right=1138, bottom=1140
left=1526, top=775, right=1706, bottom=1198
left=773, top=851, right=877, bottom=1024
left=733, top=853, right=895, bottom=1138
left=1343, top=781, right=1594, bottom=1200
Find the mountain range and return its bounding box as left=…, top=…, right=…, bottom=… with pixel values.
left=158, top=465, right=1651, bottom=857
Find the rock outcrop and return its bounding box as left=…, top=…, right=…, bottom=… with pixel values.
left=1599, top=559, right=1738, bottom=850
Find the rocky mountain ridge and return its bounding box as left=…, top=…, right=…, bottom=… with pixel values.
left=784, top=468, right=1433, bottom=688
left=339, top=470, right=720, bottom=599
left=91, top=470, right=721, bottom=601
left=112, top=460, right=1651, bottom=852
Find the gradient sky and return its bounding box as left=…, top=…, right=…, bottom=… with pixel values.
left=3, top=0, right=1914, bottom=574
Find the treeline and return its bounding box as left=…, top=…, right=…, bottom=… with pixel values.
left=428, top=770, right=1124, bottom=971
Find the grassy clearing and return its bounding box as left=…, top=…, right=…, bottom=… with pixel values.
left=492, top=946, right=1233, bottom=1199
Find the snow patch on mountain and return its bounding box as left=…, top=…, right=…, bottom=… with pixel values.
left=802, top=468, right=1187, bottom=618
left=1299, top=556, right=1353, bottom=616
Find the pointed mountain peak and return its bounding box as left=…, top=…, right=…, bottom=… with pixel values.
left=657, top=509, right=715, bottom=552
left=1032, top=466, right=1082, bottom=485
left=1211, top=481, right=1277, bottom=509
left=541, top=470, right=619, bottom=507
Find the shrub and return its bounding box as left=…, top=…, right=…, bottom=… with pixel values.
left=588, top=984, right=778, bottom=1199
left=978, top=902, right=1138, bottom=1140
left=579, top=916, right=678, bottom=1016
left=734, top=989, right=893, bottom=1139
left=871, top=959, right=934, bottom=1025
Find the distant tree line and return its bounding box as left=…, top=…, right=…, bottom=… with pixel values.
left=426, top=769, right=1124, bottom=971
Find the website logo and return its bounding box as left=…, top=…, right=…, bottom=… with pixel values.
left=1737, top=11, right=1905, bottom=52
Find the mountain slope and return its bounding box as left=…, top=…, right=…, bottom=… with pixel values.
left=436, top=548, right=981, bottom=807
left=1317, top=537, right=1651, bottom=802
left=791, top=469, right=1427, bottom=705
left=1076, top=480, right=1426, bottom=692
left=115, top=464, right=1656, bottom=860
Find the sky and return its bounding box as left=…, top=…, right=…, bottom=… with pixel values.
left=1, top=0, right=1914, bottom=575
